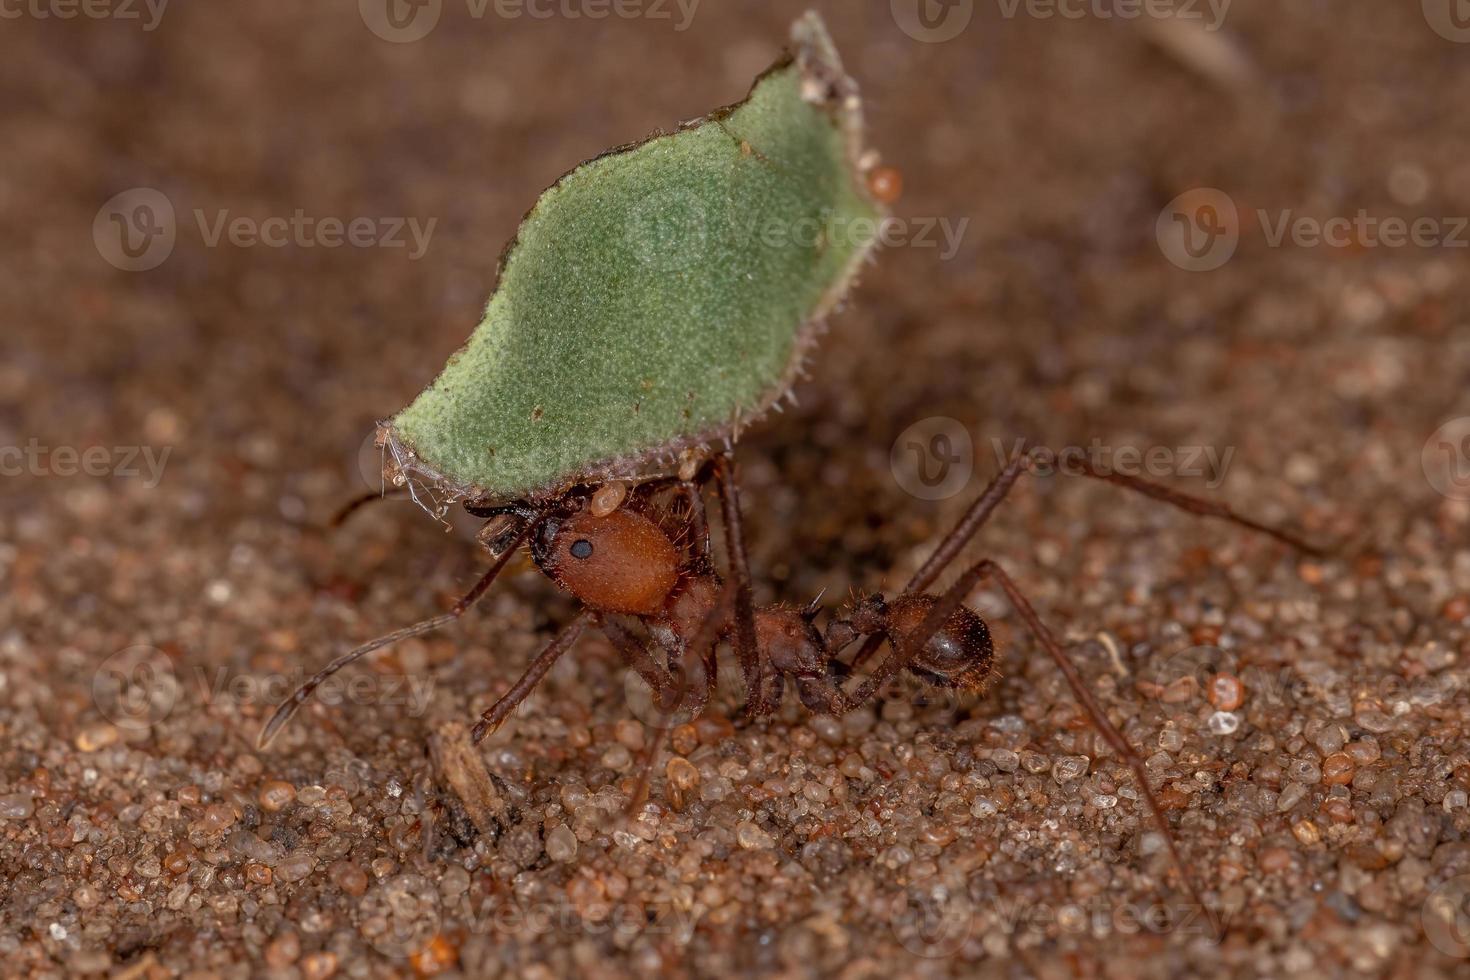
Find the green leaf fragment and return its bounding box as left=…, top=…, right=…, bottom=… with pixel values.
left=383, top=11, right=884, bottom=508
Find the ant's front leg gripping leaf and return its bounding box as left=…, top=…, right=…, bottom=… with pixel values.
left=380, top=11, right=886, bottom=513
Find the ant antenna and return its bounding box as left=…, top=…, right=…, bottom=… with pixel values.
left=328, top=489, right=406, bottom=528
left=257, top=513, right=543, bottom=748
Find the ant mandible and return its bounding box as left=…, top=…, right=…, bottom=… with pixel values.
left=262, top=445, right=1319, bottom=938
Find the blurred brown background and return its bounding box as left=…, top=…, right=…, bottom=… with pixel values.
left=4, top=1, right=1470, bottom=977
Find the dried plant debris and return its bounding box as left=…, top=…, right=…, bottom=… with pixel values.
left=430, top=721, right=510, bottom=840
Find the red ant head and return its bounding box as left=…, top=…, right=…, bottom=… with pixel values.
left=533, top=505, right=680, bottom=615
left=886, top=595, right=996, bottom=691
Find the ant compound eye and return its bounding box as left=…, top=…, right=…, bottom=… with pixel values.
left=549, top=510, right=679, bottom=615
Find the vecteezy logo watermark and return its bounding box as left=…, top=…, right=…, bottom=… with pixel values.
left=196, top=667, right=434, bottom=719
left=1423, top=0, right=1470, bottom=43
left=1153, top=644, right=1235, bottom=690
left=882, top=431, right=1240, bottom=499
left=195, top=209, right=436, bottom=260
left=994, top=0, right=1230, bottom=30
left=1159, top=187, right=1470, bottom=272
left=893, top=0, right=1230, bottom=41
left=360, top=0, right=699, bottom=43
left=1424, top=874, right=1470, bottom=957
left=892, top=429, right=1239, bottom=501
left=891, top=893, right=974, bottom=957
left=1256, top=211, right=1470, bottom=250
left=93, top=636, right=436, bottom=736
left=359, top=0, right=442, bottom=42
left=357, top=890, right=698, bottom=960
left=626, top=187, right=710, bottom=273
left=633, top=178, right=971, bottom=271
left=732, top=212, right=969, bottom=262
left=0, top=439, right=171, bottom=487
left=891, top=417, right=974, bottom=501
left=1156, top=188, right=1239, bottom=272
left=888, top=893, right=1218, bottom=953
left=1150, top=643, right=1457, bottom=711
left=93, top=645, right=179, bottom=730
left=993, top=437, right=1235, bottom=487
left=473, top=897, right=696, bottom=941
left=891, top=0, right=974, bottom=43
left=94, top=188, right=438, bottom=271
left=0, top=0, right=168, bottom=30
left=94, top=188, right=176, bottom=272
left=622, top=656, right=966, bottom=728
left=1424, top=416, right=1470, bottom=501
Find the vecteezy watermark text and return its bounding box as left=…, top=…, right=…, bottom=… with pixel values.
left=477, top=0, right=698, bottom=26
left=736, top=213, right=970, bottom=262
left=1258, top=210, right=1470, bottom=250
left=359, top=0, right=699, bottom=44
left=891, top=0, right=1228, bottom=44
left=92, top=647, right=436, bottom=732
left=195, top=209, right=436, bottom=259
left=889, top=423, right=1237, bottom=501
left=94, top=189, right=439, bottom=271
left=1004, top=438, right=1235, bottom=488
left=359, top=877, right=700, bottom=957
left=1153, top=644, right=1463, bottom=712
left=0, top=0, right=167, bottom=30
left=994, top=0, right=1230, bottom=30
left=624, top=188, right=971, bottom=272
left=1, top=439, right=170, bottom=487
left=891, top=892, right=1219, bottom=957
left=1157, top=187, right=1470, bottom=272
left=194, top=667, right=433, bottom=718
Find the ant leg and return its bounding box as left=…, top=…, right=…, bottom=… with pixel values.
left=905, top=451, right=1031, bottom=595
left=673, top=479, right=711, bottom=564
left=663, top=576, right=739, bottom=720
left=849, top=444, right=1318, bottom=670
left=1060, top=455, right=1321, bottom=555
left=258, top=514, right=543, bottom=748
left=470, top=610, right=594, bottom=743
left=672, top=592, right=729, bottom=721
left=625, top=580, right=733, bottom=812
left=856, top=556, right=1222, bottom=939
left=598, top=615, right=686, bottom=712
left=712, top=453, right=773, bottom=715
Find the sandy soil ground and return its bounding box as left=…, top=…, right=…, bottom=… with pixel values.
left=4, top=1, right=1470, bottom=976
